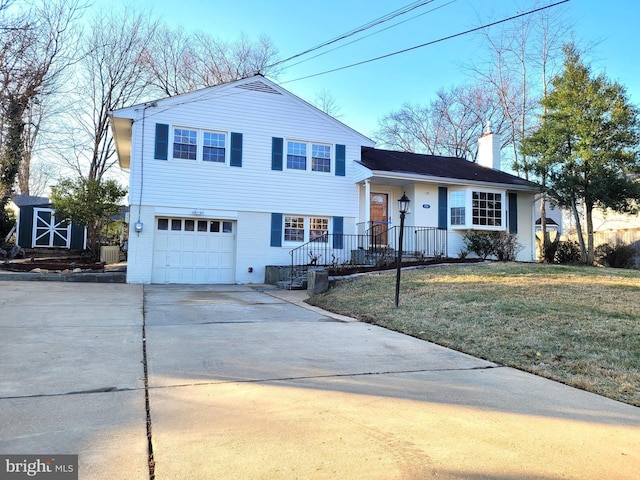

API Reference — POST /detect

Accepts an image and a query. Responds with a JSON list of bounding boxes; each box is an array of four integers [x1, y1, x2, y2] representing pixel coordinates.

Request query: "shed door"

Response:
[[152, 217, 236, 284], [32, 208, 71, 248]]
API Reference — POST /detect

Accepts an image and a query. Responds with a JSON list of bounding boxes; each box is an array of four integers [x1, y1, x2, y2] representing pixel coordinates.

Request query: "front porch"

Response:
[[267, 225, 447, 289]]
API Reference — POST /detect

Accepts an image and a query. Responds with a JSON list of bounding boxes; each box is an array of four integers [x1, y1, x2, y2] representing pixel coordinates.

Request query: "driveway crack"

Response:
[[142, 290, 155, 480]]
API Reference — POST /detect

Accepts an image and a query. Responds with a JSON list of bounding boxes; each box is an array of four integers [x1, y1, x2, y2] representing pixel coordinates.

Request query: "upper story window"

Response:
[[450, 189, 505, 229], [172, 127, 227, 163], [286, 140, 331, 173], [287, 142, 307, 170], [203, 132, 225, 163], [312, 145, 331, 172], [173, 128, 197, 160]]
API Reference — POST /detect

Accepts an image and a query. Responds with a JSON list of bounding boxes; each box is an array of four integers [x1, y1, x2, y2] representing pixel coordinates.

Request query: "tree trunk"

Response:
[[539, 195, 548, 262], [585, 202, 595, 265], [0, 95, 27, 210], [570, 197, 587, 264]]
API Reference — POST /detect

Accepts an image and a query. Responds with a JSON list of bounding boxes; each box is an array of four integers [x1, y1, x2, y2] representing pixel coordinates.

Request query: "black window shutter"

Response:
[[272, 137, 283, 171], [154, 124, 169, 160], [438, 187, 448, 229], [335, 144, 346, 176], [509, 193, 518, 234], [333, 216, 344, 249], [270, 213, 283, 247], [230, 132, 243, 167]]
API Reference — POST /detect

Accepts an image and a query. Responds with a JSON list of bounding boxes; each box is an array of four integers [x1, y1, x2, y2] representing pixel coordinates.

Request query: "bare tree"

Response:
[[0, 0, 83, 230], [60, 8, 157, 181], [375, 83, 505, 160], [142, 28, 281, 97], [469, 1, 570, 177], [312, 89, 343, 119]]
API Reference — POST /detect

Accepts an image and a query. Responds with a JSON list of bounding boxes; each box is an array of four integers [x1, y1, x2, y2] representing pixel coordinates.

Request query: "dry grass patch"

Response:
[[307, 262, 640, 406]]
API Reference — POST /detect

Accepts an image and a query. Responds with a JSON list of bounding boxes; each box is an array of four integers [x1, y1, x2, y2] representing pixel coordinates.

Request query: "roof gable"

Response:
[[109, 75, 374, 168], [359, 147, 539, 190]]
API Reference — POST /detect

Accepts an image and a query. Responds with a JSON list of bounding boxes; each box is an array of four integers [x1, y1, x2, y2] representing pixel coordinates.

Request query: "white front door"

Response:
[[151, 217, 236, 284]]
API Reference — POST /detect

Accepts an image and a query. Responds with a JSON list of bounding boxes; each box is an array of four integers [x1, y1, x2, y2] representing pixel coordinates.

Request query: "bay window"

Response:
[[450, 189, 505, 229]]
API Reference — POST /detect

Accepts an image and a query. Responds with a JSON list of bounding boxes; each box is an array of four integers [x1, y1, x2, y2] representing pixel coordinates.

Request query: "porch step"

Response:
[[276, 280, 306, 290]]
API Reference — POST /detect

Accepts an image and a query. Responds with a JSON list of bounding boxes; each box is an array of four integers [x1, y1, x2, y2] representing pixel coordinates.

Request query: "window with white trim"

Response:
[[449, 189, 505, 229], [172, 127, 227, 163], [173, 128, 197, 160], [450, 191, 465, 226], [283, 215, 330, 243], [284, 216, 305, 241], [286, 140, 331, 173], [473, 191, 502, 226], [310, 217, 329, 241]]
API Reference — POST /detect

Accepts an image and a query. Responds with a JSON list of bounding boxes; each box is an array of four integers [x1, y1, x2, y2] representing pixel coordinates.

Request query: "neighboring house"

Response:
[[109, 75, 540, 285], [10, 195, 86, 250]]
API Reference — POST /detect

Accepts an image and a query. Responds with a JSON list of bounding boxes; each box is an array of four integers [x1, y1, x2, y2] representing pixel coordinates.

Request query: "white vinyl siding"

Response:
[[118, 77, 375, 284], [128, 85, 371, 217]]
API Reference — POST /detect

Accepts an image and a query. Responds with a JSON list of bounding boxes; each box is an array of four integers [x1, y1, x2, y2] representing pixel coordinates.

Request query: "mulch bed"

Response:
[[327, 257, 484, 276], [0, 258, 106, 272]]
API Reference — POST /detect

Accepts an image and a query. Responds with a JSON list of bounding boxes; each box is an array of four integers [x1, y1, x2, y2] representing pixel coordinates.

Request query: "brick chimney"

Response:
[[477, 121, 501, 170]]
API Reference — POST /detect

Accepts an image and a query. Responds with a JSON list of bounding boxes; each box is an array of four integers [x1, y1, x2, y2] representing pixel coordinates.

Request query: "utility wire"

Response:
[[281, 0, 570, 85], [286, 0, 457, 70], [267, 0, 437, 69]]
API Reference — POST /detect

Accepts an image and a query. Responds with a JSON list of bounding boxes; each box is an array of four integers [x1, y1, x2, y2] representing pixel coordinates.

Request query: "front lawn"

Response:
[[307, 262, 640, 406]]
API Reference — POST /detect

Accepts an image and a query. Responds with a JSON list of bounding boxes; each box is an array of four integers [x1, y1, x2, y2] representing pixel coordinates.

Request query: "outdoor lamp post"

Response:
[[395, 192, 410, 308]]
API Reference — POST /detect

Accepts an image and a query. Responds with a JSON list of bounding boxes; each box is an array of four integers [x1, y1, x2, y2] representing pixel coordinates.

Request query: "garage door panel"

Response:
[[152, 217, 236, 284]]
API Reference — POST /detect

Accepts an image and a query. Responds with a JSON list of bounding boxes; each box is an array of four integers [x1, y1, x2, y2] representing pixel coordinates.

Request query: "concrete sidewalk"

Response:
[[1, 282, 639, 479]]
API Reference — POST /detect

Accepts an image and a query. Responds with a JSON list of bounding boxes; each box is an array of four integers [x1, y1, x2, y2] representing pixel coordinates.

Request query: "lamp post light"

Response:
[[395, 192, 410, 308]]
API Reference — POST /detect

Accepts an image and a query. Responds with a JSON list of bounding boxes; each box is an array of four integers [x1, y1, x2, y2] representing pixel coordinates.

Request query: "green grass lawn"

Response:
[[307, 262, 640, 407]]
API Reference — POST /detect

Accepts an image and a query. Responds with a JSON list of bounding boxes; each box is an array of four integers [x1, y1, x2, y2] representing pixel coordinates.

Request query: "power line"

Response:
[[281, 0, 571, 84], [267, 0, 438, 69], [286, 0, 457, 70]]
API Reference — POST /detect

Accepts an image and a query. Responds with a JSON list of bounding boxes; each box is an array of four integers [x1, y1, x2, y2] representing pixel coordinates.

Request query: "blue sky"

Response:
[[96, 0, 640, 139]]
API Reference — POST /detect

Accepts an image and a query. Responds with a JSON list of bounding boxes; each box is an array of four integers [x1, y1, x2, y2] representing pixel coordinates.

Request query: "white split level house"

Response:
[[109, 75, 540, 285]]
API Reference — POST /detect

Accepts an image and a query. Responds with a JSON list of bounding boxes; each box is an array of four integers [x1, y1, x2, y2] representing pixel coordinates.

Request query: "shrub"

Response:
[[493, 231, 523, 261], [554, 240, 581, 264], [595, 242, 636, 269], [462, 231, 496, 259]]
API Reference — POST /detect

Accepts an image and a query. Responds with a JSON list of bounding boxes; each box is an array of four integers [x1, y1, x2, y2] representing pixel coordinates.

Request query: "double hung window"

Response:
[[450, 191, 466, 226], [172, 127, 227, 163], [173, 129, 197, 160], [203, 132, 225, 163], [287, 142, 307, 170], [286, 140, 331, 173], [284, 215, 330, 243]]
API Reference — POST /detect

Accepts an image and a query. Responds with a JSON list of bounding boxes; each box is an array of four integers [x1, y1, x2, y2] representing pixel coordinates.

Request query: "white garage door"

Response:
[[152, 217, 236, 284]]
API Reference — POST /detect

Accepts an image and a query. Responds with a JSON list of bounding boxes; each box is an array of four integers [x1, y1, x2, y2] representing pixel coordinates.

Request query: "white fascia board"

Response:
[[367, 170, 540, 192]]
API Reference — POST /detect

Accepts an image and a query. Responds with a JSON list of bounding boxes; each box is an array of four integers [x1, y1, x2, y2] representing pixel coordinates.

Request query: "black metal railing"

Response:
[[286, 226, 447, 288]]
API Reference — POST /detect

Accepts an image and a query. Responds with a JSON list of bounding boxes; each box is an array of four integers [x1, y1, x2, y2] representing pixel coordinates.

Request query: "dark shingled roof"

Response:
[[12, 195, 50, 207], [359, 147, 539, 189]]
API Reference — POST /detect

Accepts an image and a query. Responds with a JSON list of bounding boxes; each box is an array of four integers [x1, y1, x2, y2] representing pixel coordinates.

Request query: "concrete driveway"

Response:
[[1, 281, 639, 479]]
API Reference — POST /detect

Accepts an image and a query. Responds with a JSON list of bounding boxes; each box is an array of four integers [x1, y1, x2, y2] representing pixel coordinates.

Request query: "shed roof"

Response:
[[12, 195, 50, 207]]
